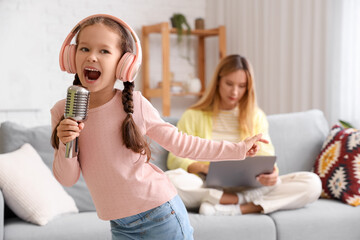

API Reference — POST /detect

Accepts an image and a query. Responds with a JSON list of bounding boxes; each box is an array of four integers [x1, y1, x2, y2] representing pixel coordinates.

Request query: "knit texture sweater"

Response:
[[51, 90, 247, 220]]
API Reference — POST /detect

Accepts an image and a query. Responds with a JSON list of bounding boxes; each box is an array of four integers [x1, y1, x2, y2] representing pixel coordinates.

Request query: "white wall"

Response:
[[0, 0, 206, 127]]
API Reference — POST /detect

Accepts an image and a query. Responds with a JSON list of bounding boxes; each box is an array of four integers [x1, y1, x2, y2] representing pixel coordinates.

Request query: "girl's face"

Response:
[[75, 23, 122, 94], [218, 69, 247, 110]]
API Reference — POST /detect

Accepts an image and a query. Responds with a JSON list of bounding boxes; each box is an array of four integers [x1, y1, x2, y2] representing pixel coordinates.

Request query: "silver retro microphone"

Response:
[[64, 85, 90, 158]]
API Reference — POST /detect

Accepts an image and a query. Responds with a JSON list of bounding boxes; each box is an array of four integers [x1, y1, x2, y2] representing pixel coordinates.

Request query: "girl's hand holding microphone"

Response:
[[56, 119, 85, 145], [244, 133, 269, 157]]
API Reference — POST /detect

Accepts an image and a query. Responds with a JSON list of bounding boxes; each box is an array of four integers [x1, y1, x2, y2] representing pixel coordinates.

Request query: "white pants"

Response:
[[165, 168, 322, 214]]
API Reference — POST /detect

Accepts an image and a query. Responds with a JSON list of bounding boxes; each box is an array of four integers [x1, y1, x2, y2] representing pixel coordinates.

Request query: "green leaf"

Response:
[[339, 119, 355, 129]]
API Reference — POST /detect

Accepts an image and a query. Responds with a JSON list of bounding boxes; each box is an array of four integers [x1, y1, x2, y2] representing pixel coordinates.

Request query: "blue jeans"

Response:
[[110, 195, 194, 240]]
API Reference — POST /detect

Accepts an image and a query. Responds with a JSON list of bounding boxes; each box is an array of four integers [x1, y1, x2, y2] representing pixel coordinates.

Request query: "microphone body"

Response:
[[64, 85, 90, 158]]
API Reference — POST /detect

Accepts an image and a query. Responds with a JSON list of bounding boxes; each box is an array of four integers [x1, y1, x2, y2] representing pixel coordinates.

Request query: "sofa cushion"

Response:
[[0, 121, 95, 212], [189, 213, 276, 240], [313, 124, 360, 206], [267, 109, 329, 175], [269, 199, 360, 240], [0, 144, 78, 225], [4, 212, 111, 240]]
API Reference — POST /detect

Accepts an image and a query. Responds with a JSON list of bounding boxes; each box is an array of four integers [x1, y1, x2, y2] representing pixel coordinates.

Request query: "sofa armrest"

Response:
[[0, 189, 4, 240]]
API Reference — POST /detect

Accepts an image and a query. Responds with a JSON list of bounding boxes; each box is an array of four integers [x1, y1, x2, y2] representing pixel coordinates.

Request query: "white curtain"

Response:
[[326, 0, 360, 127], [206, 0, 360, 127], [206, 0, 328, 115]]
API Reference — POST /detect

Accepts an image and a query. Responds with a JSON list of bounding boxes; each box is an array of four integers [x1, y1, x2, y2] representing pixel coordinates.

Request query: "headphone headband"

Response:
[[59, 14, 142, 82]]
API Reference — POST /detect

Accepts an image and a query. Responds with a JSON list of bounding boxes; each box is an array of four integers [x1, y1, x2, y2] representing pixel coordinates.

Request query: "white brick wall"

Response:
[[0, 0, 206, 127]]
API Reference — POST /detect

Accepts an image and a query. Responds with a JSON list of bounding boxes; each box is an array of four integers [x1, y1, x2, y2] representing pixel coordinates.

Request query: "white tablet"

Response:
[[205, 156, 276, 188]]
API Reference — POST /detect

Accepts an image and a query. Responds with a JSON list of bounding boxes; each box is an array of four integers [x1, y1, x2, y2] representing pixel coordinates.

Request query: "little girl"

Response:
[[51, 14, 264, 240]]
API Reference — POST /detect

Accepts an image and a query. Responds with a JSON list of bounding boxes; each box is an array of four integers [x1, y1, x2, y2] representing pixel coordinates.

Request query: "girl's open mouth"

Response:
[[84, 67, 101, 81]]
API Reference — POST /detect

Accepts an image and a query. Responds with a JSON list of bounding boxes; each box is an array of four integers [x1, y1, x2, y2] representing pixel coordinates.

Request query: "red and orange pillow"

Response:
[[313, 124, 360, 206]]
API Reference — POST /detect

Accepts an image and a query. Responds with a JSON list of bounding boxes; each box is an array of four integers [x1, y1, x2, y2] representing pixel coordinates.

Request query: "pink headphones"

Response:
[[59, 14, 142, 82]]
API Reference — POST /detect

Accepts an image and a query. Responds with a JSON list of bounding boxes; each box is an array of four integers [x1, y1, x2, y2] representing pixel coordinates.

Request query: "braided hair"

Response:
[[121, 82, 151, 161]]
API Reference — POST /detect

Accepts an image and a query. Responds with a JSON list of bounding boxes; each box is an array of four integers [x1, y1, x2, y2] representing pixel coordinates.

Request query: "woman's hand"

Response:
[[188, 162, 209, 175], [244, 134, 269, 157], [57, 118, 85, 145], [256, 167, 278, 186]]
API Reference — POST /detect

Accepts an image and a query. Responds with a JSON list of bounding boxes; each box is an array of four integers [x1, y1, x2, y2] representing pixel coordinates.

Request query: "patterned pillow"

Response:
[[313, 124, 360, 206]]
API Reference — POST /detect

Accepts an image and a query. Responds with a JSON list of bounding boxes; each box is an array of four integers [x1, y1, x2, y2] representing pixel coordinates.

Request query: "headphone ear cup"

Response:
[[63, 44, 77, 74], [116, 52, 135, 82]]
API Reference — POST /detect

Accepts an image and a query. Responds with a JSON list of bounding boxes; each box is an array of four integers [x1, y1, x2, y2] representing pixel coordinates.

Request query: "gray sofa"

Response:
[[1, 109, 360, 240]]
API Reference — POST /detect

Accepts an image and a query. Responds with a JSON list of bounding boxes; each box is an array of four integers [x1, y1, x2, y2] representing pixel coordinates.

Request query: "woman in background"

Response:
[[166, 54, 322, 215]]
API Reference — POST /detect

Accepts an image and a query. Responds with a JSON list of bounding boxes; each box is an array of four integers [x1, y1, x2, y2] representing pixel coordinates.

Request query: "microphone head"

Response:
[[64, 85, 90, 122]]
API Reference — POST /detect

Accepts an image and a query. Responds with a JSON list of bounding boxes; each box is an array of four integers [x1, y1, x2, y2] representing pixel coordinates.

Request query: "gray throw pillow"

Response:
[[0, 121, 95, 212]]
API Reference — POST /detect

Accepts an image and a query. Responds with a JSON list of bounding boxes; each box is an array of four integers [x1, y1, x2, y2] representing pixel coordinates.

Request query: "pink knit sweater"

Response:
[[51, 90, 246, 220]]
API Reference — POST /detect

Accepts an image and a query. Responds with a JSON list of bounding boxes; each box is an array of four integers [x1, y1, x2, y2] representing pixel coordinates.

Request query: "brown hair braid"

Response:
[[121, 82, 151, 161]]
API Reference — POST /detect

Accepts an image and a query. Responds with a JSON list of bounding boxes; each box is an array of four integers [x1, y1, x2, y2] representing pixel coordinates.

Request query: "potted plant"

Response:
[[170, 13, 191, 44], [170, 13, 193, 65]]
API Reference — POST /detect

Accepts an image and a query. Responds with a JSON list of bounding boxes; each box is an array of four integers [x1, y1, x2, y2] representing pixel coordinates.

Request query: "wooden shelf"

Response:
[[143, 23, 223, 36], [171, 92, 203, 97], [144, 88, 203, 98], [141, 22, 226, 116]]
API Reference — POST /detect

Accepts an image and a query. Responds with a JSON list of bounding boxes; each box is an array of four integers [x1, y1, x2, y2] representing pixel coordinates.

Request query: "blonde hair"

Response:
[[191, 54, 257, 137]]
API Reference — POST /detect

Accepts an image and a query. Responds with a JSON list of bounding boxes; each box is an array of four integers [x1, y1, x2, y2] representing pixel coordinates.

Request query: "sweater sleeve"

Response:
[[51, 101, 81, 187], [253, 109, 275, 156], [167, 110, 199, 171], [140, 96, 247, 162], [253, 109, 278, 172]]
